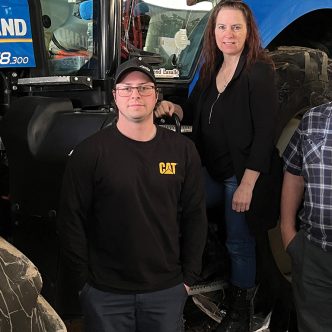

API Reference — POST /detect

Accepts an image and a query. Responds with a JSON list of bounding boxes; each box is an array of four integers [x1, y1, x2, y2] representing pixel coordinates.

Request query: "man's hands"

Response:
[[280, 224, 297, 250], [184, 283, 190, 294]]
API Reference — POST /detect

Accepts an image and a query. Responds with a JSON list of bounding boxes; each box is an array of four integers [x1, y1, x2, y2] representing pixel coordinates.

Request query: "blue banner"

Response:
[[0, 0, 36, 67]]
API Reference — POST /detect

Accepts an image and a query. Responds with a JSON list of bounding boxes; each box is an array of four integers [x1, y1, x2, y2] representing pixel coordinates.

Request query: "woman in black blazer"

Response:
[[156, 1, 283, 331]]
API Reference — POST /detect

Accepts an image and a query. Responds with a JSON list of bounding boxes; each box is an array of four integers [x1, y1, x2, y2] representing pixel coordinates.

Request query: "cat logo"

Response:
[[159, 162, 177, 175]]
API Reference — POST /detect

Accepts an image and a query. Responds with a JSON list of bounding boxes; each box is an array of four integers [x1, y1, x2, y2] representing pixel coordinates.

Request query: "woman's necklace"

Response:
[[216, 66, 235, 92], [216, 59, 239, 93], [221, 77, 230, 90]]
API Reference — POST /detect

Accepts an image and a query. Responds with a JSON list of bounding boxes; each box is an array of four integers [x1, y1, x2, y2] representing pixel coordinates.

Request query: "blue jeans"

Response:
[[79, 283, 188, 332], [204, 168, 256, 288]]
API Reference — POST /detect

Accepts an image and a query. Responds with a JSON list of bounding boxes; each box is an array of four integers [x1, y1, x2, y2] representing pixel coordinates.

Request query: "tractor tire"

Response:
[[270, 46, 331, 140]]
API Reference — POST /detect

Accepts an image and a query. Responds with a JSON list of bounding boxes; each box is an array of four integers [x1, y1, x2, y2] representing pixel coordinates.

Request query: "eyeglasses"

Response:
[[115, 85, 156, 97]]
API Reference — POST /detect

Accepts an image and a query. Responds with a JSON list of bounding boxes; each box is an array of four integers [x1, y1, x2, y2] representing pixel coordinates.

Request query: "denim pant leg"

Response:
[[203, 167, 224, 208], [203, 169, 256, 289], [224, 175, 256, 289]]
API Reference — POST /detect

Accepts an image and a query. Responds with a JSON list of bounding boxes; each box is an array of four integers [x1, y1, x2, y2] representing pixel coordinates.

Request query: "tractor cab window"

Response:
[[122, 0, 212, 79], [41, 0, 95, 76]]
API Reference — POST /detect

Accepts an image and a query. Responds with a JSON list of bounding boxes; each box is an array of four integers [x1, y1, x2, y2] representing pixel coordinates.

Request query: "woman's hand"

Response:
[[232, 169, 260, 212], [154, 100, 183, 121], [232, 182, 253, 212]]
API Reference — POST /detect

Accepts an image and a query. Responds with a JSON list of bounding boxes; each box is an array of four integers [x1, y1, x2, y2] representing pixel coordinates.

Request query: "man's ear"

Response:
[[112, 90, 116, 102]]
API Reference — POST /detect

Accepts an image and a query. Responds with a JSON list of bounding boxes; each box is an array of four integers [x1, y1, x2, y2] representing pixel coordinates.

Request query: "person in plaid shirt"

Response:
[[281, 102, 332, 332]]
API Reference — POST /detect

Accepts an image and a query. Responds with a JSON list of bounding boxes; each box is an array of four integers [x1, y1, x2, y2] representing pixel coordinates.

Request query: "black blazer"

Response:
[[185, 51, 282, 233]]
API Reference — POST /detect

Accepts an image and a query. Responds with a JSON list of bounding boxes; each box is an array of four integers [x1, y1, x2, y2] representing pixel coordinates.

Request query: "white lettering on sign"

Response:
[[154, 68, 180, 78], [0, 51, 30, 65], [0, 19, 27, 37]]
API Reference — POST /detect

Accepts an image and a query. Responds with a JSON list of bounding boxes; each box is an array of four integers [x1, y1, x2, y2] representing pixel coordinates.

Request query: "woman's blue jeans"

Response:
[[203, 168, 256, 289]]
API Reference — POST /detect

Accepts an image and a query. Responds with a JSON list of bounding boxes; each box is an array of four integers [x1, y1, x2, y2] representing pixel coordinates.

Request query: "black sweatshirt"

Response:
[[57, 125, 207, 293]]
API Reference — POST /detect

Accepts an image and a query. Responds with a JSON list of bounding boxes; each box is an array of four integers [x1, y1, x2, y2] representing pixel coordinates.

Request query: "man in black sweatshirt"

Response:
[[57, 58, 207, 332]]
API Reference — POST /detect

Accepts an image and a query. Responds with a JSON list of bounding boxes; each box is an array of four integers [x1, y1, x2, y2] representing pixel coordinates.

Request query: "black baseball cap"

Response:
[[114, 57, 156, 85]]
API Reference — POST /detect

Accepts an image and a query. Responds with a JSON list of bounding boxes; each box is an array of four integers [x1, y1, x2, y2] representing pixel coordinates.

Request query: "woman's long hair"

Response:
[[200, 0, 272, 85]]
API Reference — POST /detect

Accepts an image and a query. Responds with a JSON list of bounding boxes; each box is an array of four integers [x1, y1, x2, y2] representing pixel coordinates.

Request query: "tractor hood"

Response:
[[245, 0, 332, 46]]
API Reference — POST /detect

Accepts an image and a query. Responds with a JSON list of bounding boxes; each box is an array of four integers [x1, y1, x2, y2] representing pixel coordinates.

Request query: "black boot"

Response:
[[215, 285, 256, 332]]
